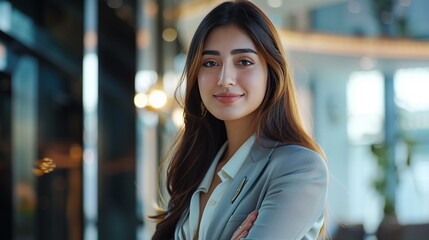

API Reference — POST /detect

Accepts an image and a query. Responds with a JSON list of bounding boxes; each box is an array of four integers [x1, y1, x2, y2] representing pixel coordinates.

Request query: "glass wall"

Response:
[[1, 0, 137, 239]]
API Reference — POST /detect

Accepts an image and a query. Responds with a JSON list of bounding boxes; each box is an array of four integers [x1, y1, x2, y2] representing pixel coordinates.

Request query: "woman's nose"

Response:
[[217, 64, 236, 87]]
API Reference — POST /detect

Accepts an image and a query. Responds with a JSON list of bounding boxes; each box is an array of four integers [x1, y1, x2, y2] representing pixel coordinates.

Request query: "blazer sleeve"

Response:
[[243, 146, 329, 240]]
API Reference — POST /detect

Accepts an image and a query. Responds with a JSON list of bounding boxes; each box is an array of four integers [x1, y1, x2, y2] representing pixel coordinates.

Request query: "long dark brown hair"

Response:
[[151, 1, 325, 239]]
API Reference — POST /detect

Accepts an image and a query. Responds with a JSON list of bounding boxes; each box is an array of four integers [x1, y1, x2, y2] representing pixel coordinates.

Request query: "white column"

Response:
[[136, 0, 160, 238], [83, 0, 99, 239]]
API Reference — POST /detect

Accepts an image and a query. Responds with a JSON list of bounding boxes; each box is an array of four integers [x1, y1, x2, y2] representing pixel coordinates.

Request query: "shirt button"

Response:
[[209, 200, 217, 206], [222, 172, 228, 178]]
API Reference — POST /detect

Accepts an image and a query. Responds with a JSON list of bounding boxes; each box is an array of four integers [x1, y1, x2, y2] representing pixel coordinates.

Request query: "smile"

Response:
[[214, 92, 244, 104]]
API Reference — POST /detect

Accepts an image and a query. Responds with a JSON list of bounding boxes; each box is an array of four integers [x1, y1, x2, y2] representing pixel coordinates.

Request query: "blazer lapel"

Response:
[[205, 139, 279, 239]]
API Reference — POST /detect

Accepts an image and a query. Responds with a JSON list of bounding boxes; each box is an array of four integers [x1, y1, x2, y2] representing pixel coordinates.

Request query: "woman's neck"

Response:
[[223, 116, 256, 162]]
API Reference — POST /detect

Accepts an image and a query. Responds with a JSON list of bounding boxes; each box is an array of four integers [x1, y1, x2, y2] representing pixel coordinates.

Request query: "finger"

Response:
[[231, 222, 250, 240], [232, 226, 249, 240], [247, 210, 258, 223], [231, 211, 258, 240], [241, 211, 258, 230], [238, 230, 248, 239], [231, 225, 243, 240]]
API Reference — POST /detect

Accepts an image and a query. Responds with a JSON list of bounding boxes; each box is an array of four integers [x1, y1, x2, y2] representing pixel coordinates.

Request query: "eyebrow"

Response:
[[202, 48, 257, 56], [231, 48, 257, 55]]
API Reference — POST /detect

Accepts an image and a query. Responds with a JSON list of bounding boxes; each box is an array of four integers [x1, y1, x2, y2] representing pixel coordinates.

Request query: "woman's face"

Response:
[[198, 24, 268, 123]]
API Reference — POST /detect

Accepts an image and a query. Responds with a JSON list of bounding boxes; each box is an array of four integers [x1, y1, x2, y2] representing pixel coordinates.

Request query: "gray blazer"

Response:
[[195, 140, 329, 240]]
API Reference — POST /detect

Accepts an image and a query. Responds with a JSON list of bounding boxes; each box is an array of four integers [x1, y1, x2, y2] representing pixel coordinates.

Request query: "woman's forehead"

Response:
[[203, 25, 256, 51]]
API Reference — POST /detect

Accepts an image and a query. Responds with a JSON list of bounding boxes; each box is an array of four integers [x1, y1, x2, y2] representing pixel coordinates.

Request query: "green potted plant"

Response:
[[370, 137, 415, 239]]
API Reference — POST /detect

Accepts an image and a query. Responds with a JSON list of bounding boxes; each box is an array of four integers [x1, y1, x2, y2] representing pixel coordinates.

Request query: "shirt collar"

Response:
[[196, 142, 228, 193], [218, 135, 255, 182]]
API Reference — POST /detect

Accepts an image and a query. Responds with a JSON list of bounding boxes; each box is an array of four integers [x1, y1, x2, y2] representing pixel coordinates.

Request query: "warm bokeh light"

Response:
[[137, 30, 152, 50], [33, 169, 43, 176], [162, 28, 177, 42], [33, 157, 56, 176], [69, 144, 83, 161], [40, 158, 56, 173], [144, 1, 159, 18], [148, 90, 167, 109], [134, 93, 149, 108], [135, 90, 169, 110]]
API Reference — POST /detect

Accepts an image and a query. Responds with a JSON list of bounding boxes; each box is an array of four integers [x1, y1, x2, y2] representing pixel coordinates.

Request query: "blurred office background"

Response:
[[0, 0, 428, 239]]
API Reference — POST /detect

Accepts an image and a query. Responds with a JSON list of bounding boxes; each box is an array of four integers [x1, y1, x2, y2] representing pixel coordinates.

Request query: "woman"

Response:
[[152, 1, 328, 239]]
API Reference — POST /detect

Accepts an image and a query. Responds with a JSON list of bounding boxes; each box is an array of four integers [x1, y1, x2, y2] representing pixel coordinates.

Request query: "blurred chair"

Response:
[[377, 222, 429, 240], [401, 223, 429, 240], [332, 224, 365, 240]]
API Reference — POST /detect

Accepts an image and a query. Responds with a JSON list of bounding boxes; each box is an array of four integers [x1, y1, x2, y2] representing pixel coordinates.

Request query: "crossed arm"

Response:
[[230, 150, 328, 239]]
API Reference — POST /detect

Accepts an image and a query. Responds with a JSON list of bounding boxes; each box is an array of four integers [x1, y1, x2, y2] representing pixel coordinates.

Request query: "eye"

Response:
[[202, 60, 218, 68], [237, 59, 254, 66]]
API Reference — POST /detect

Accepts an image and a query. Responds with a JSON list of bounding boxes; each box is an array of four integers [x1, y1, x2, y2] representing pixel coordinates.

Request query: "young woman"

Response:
[[152, 1, 328, 239]]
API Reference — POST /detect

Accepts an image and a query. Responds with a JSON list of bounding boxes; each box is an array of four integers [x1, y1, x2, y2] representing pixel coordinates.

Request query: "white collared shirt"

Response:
[[175, 135, 256, 240]]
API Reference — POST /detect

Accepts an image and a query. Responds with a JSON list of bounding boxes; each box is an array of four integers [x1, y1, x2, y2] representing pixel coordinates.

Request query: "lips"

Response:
[[214, 92, 243, 104]]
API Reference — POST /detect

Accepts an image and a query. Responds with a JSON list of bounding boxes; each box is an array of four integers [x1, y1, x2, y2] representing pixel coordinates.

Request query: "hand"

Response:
[[231, 210, 258, 240]]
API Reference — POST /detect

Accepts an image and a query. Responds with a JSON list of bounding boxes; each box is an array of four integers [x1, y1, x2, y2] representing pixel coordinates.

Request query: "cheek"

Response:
[[255, 82, 267, 104], [197, 74, 205, 89], [198, 73, 212, 99], [243, 72, 268, 98], [198, 72, 218, 88]]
